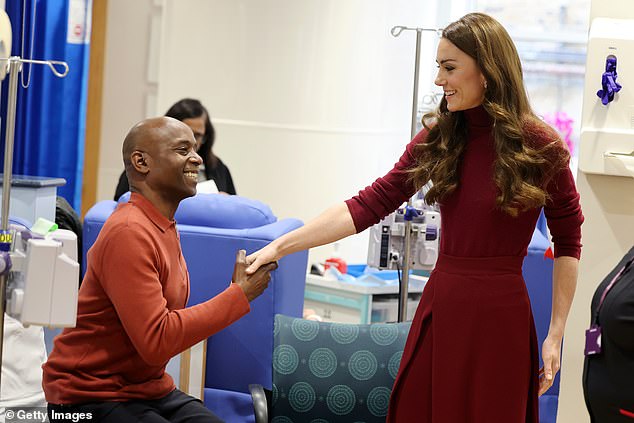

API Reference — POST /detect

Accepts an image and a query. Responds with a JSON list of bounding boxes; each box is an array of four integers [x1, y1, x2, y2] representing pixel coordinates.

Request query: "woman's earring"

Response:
[[483, 80, 488, 89]]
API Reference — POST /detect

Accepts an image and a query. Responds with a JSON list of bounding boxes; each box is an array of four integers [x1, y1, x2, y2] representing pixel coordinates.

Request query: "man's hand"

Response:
[[233, 250, 278, 302]]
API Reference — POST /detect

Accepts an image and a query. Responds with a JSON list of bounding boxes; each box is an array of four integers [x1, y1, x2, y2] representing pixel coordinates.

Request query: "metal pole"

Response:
[[410, 30, 422, 141], [397, 29, 423, 323], [1, 59, 20, 229], [0, 57, 21, 388]]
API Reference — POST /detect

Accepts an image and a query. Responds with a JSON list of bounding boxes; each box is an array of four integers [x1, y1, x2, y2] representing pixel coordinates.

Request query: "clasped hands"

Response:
[[232, 250, 278, 302]]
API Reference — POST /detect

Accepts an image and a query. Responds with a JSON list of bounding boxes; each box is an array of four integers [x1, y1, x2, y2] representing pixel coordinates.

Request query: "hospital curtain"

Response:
[[0, 0, 92, 211]]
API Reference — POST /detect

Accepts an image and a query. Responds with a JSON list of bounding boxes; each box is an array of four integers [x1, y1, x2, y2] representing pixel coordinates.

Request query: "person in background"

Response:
[[245, 12, 583, 423], [114, 98, 236, 200], [45, 117, 275, 422]]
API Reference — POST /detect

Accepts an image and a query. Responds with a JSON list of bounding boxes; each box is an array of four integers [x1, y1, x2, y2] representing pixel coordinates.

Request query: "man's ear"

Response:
[[130, 150, 150, 174]]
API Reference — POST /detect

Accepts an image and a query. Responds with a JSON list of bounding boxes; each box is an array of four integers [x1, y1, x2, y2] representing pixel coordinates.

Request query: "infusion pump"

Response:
[[367, 203, 440, 271], [2, 226, 79, 328]]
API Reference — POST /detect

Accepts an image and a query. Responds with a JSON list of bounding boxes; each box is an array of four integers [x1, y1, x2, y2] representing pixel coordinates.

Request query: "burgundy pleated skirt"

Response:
[[387, 254, 539, 423]]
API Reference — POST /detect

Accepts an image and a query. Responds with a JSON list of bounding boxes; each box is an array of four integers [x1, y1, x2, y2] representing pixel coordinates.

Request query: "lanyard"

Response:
[[594, 257, 634, 323]]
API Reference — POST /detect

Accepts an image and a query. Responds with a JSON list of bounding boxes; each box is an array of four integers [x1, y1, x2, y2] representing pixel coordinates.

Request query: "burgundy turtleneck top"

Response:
[[345, 106, 583, 259]]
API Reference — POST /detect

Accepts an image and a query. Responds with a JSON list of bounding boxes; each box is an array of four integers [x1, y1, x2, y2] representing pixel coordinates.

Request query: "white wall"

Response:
[[96, 0, 160, 201], [156, 0, 436, 265]]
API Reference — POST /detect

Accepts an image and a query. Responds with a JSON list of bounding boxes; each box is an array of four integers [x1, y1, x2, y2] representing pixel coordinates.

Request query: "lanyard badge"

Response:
[[584, 325, 602, 356]]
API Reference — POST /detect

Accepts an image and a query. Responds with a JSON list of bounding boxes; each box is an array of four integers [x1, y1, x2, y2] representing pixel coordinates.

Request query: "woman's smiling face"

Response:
[[434, 38, 486, 112]]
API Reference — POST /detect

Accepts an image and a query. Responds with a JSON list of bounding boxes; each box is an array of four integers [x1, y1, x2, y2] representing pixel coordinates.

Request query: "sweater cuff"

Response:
[[226, 282, 251, 315], [344, 199, 364, 234], [553, 246, 581, 260]]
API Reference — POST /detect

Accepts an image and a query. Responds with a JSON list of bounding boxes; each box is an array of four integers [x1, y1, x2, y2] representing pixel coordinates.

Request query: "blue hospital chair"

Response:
[[523, 220, 560, 423], [82, 193, 308, 422]]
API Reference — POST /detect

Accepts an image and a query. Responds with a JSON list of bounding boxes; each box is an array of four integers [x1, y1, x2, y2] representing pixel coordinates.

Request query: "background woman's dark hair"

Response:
[[165, 98, 219, 172]]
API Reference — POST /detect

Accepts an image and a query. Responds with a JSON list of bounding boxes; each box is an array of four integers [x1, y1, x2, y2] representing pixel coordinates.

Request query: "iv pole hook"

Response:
[[390, 26, 443, 38], [0, 57, 70, 78]]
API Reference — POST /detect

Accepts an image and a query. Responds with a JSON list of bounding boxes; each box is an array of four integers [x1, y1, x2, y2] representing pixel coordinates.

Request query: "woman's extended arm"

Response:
[[246, 130, 428, 274], [246, 202, 356, 274]]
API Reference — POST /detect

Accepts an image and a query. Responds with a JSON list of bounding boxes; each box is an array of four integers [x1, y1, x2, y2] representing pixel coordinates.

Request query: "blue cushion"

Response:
[[117, 192, 276, 229], [117, 191, 131, 203], [176, 194, 276, 229], [528, 226, 550, 254], [204, 388, 255, 423]]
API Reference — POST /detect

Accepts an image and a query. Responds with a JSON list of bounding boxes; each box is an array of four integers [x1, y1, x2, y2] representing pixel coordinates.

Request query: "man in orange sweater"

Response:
[[43, 117, 276, 422]]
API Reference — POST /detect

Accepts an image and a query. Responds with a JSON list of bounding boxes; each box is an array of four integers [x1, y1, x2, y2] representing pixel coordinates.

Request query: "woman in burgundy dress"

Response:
[[247, 12, 583, 422]]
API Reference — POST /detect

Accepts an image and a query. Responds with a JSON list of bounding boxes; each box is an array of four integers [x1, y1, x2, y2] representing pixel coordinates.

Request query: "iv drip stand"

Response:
[[390, 26, 441, 322], [0, 55, 69, 390]]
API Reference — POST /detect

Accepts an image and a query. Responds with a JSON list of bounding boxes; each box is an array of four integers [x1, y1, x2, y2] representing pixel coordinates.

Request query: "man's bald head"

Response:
[[122, 116, 199, 192], [122, 116, 185, 168], [119, 116, 201, 217]]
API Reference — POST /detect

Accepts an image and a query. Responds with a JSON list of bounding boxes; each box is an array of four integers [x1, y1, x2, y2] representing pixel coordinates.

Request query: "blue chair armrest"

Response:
[[204, 387, 256, 423]]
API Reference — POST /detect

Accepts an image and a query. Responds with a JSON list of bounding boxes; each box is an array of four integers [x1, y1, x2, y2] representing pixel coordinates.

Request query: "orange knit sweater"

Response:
[[43, 193, 250, 404]]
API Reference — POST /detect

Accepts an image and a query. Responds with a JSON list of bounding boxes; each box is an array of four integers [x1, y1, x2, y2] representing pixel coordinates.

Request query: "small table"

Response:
[[304, 273, 428, 324]]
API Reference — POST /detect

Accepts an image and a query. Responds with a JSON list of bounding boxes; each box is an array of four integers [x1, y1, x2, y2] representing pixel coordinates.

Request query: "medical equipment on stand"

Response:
[[383, 25, 442, 322], [3, 226, 79, 328], [367, 200, 440, 271], [0, 8, 76, 389]]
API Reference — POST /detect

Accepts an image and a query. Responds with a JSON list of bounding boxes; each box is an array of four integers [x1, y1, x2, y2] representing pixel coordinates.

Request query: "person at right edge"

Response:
[[584, 246, 634, 422], [245, 12, 583, 422]]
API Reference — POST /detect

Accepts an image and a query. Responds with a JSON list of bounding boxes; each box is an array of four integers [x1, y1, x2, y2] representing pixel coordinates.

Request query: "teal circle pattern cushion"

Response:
[[271, 314, 411, 422]]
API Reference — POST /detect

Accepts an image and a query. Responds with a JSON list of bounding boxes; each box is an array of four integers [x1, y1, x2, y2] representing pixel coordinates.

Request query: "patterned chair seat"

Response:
[[251, 314, 411, 423]]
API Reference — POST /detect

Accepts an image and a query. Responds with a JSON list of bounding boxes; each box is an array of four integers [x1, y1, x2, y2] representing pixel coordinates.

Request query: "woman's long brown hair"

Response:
[[409, 13, 569, 216]]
